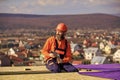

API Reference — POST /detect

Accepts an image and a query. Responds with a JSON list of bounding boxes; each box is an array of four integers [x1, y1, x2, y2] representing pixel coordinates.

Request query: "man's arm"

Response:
[[41, 38, 51, 59]]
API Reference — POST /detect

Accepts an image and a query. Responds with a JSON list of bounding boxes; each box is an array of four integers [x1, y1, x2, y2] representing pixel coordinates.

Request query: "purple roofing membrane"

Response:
[[74, 64, 120, 80]]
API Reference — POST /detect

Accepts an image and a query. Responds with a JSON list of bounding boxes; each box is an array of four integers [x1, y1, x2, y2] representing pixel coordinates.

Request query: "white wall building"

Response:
[[113, 49, 120, 62], [84, 47, 102, 60]]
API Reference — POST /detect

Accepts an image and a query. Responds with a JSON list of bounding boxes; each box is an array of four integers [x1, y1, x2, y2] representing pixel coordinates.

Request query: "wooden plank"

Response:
[[0, 66, 48, 72], [0, 65, 102, 75], [0, 66, 111, 80], [0, 66, 50, 75], [0, 72, 111, 80]]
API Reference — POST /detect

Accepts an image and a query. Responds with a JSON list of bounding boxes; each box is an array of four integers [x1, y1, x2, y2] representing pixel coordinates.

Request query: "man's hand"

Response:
[[49, 52, 57, 58], [49, 52, 63, 63]]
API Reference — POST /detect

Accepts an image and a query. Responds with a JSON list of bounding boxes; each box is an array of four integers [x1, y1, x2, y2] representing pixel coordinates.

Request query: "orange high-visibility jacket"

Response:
[[41, 36, 72, 63]]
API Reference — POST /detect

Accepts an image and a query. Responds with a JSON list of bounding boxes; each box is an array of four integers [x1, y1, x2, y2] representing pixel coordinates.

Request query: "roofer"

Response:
[[41, 23, 78, 73]]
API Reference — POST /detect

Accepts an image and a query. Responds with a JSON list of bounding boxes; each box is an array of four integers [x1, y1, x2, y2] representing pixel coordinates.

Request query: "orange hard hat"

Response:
[[56, 23, 68, 32]]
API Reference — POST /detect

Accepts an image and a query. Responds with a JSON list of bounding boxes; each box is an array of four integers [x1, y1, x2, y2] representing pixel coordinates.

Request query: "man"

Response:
[[41, 23, 78, 73]]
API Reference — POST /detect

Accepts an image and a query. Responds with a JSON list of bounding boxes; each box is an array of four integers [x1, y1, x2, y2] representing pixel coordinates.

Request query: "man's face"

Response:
[[56, 30, 66, 40]]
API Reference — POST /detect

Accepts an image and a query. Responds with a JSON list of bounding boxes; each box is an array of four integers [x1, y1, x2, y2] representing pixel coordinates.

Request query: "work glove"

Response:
[[49, 52, 57, 58], [49, 52, 63, 63]]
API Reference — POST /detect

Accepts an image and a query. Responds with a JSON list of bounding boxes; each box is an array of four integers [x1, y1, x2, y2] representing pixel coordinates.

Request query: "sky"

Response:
[[0, 0, 120, 15]]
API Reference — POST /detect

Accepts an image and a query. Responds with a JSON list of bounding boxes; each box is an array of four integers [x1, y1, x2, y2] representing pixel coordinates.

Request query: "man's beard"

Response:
[[56, 34, 64, 40]]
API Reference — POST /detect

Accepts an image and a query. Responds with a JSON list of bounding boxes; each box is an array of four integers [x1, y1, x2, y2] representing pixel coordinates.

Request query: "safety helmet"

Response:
[[56, 23, 68, 32]]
